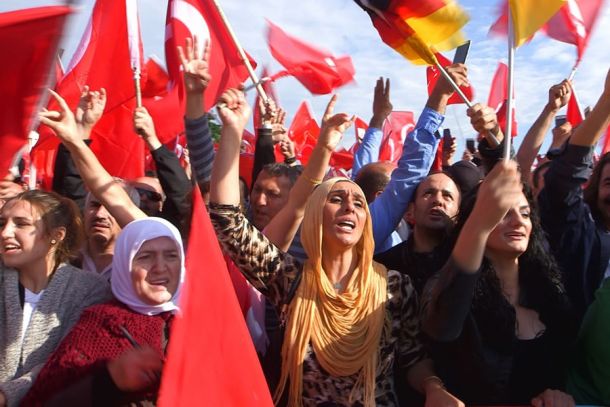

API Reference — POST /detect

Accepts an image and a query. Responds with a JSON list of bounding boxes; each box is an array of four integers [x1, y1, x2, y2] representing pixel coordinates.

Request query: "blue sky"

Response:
[[5, 0, 610, 155]]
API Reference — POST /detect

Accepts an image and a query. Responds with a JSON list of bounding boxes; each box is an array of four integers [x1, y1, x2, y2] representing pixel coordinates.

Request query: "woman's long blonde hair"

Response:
[[275, 178, 388, 406]]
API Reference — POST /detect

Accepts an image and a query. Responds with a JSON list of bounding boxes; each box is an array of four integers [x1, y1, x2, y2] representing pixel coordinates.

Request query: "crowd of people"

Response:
[[1, 33, 610, 407]]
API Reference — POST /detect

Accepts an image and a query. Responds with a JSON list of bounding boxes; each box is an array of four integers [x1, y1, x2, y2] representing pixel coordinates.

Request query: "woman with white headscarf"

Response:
[[22, 217, 185, 406]]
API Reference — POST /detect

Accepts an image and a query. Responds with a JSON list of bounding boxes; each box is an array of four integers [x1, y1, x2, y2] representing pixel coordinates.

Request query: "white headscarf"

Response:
[[111, 217, 185, 315]]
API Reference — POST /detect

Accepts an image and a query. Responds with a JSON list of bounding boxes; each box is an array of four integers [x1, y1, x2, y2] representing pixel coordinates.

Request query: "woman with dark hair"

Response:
[[422, 160, 579, 406], [0, 190, 111, 406]]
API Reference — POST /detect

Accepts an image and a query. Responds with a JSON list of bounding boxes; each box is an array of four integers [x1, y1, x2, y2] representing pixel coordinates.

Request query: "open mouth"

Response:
[[148, 278, 169, 287], [337, 220, 355, 231], [2, 243, 20, 254]]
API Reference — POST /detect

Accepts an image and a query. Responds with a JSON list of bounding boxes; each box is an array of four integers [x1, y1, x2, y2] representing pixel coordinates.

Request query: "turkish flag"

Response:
[[267, 20, 355, 94], [544, 0, 604, 62], [33, 0, 146, 188], [165, 0, 256, 112], [487, 62, 517, 137], [566, 85, 584, 127], [158, 188, 273, 406], [0, 6, 71, 179], [380, 111, 416, 163], [287, 101, 320, 164], [350, 116, 369, 155], [426, 53, 473, 105]]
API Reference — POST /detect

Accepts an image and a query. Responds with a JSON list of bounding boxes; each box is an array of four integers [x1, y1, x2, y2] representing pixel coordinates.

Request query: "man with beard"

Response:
[[538, 69, 610, 318]]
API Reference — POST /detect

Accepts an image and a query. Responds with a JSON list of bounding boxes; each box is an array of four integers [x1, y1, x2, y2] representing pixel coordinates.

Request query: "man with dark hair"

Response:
[[250, 163, 302, 230], [538, 69, 610, 317]]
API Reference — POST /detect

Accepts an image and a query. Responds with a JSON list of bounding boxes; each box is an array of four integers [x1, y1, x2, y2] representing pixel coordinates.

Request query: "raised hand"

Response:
[[370, 77, 392, 128], [75, 86, 107, 132], [318, 95, 354, 152], [38, 89, 81, 146], [177, 36, 211, 95], [259, 98, 287, 143], [217, 88, 251, 133], [133, 107, 157, 139], [107, 346, 163, 392], [547, 80, 571, 111], [467, 103, 501, 138], [279, 138, 296, 161], [442, 136, 457, 167], [471, 160, 522, 232], [434, 63, 469, 97]]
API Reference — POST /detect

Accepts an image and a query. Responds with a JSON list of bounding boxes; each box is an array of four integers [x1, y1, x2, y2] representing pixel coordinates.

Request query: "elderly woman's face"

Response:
[[322, 182, 367, 250], [131, 236, 181, 305]]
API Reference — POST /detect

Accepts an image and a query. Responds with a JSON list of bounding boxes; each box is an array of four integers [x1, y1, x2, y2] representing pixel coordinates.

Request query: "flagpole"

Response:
[[211, 0, 268, 103], [504, 6, 516, 162], [435, 61, 500, 147], [568, 62, 578, 82], [133, 68, 142, 108]]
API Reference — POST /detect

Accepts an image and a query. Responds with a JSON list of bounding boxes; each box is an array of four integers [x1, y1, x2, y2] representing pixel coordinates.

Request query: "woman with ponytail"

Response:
[[0, 190, 111, 406], [209, 88, 463, 406]]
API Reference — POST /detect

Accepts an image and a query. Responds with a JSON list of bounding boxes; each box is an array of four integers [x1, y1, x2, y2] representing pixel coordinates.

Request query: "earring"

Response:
[[51, 239, 57, 245]]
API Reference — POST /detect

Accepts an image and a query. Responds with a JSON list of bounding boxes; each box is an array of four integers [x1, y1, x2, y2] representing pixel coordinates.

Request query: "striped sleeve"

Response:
[[185, 114, 215, 183]]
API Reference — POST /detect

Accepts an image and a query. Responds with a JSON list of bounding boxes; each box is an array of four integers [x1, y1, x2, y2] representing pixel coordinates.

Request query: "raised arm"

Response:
[[52, 86, 106, 209], [39, 90, 146, 227], [352, 77, 392, 177], [516, 80, 570, 181], [178, 37, 216, 188], [422, 160, 522, 341], [264, 95, 354, 252], [570, 69, 610, 147]]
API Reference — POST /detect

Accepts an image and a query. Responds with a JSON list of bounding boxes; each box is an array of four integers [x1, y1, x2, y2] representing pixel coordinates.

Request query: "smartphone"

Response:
[[453, 40, 471, 64], [466, 138, 476, 153], [443, 128, 452, 148], [555, 114, 567, 127]]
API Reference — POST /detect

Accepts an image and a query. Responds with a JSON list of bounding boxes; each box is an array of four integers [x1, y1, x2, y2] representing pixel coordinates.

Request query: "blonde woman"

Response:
[[209, 88, 462, 406]]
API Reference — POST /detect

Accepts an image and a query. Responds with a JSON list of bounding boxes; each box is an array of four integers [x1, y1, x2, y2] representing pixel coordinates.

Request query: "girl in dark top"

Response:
[[422, 160, 578, 406]]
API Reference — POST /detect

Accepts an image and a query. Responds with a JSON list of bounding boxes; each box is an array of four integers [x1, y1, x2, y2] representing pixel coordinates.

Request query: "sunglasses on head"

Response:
[[136, 187, 163, 202]]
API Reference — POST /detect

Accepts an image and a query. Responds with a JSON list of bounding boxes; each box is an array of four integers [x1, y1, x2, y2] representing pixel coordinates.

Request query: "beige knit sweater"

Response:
[[0, 264, 112, 406]]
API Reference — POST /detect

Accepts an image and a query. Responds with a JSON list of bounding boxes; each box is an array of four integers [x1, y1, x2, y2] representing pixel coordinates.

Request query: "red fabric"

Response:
[[426, 52, 474, 105], [165, 0, 255, 112], [267, 20, 355, 95], [380, 111, 416, 163], [0, 6, 71, 179], [33, 0, 145, 189], [488, 62, 517, 138], [141, 57, 169, 98], [566, 87, 584, 127], [544, 0, 603, 62], [287, 101, 320, 164], [22, 301, 168, 406], [431, 137, 444, 172], [239, 152, 255, 189], [159, 188, 273, 406]]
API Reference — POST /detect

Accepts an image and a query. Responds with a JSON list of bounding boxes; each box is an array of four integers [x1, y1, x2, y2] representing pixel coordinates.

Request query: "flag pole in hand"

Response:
[[504, 5, 516, 162], [211, 0, 268, 104], [133, 67, 142, 108]]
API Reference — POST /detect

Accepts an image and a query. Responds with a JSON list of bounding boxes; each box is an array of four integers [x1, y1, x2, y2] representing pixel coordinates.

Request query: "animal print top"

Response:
[[209, 203, 424, 406]]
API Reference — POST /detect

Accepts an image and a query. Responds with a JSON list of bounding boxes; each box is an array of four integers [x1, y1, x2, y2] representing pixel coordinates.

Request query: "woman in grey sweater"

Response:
[[0, 190, 111, 406]]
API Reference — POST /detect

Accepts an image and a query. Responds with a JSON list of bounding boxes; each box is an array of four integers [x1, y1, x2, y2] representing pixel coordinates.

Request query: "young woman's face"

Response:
[[0, 200, 52, 270], [322, 182, 368, 250], [131, 236, 181, 305], [486, 192, 532, 256]]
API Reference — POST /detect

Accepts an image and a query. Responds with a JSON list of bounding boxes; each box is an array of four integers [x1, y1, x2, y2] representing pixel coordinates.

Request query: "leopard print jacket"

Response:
[[210, 203, 424, 406]]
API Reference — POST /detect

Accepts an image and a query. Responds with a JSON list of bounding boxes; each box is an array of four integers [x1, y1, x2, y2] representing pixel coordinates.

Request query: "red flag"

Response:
[[165, 0, 255, 112], [267, 20, 355, 94], [350, 116, 369, 155], [544, 0, 604, 63], [33, 0, 146, 188], [566, 86, 584, 127], [287, 101, 320, 163], [141, 57, 169, 98], [380, 111, 416, 163], [159, 188, 273, 406], [426, 53, 474, 105], [487, 62, 518, 138], [602, 127, 610, 155], [0, 6, 71, 179]]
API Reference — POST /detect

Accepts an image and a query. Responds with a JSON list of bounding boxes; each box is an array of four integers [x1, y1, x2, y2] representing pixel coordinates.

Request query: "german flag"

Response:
[[355, 0, 469, 65]]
